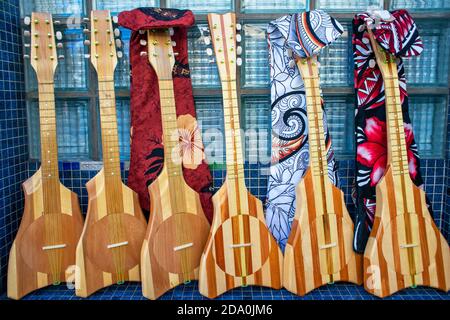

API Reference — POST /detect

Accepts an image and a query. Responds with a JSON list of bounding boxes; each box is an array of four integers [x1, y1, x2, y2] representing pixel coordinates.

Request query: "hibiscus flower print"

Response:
[[356, 116, 418, 188], [174, 114, 205, 170]]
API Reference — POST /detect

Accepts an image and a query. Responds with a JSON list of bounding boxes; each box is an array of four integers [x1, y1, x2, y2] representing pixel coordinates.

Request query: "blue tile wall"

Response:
[[0, 0, 27, 294]]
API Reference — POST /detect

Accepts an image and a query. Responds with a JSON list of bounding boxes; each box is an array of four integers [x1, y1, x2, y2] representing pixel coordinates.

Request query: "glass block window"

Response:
[[243, 24, 269, 88], [188, 25, 220, 88], [116, 99, 131, 160], [391, 0, 450, 11], [25, 28, 87, 91], [94, 0, 159, 13], [241, 0, 307, 13], [409, 96, 447, 158], [323, 96, 354, 157], [166, 0, 233, 13], [195, 98, 225, 165], [27, 100, 90, 160], [242, 97, 271, 165], [115, 28, 131, 88], [316, 0, 382, 10], [403, 22, 450, 86], [20, 0, 84, 17], [319, 24, 352, 86]]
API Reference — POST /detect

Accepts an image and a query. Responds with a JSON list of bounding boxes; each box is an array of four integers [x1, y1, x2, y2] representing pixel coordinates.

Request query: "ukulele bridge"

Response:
[[107, 241, 128, 249], [173, 242, 194, 252], [400, 243, 418, 249], [42, 244, 67, 251], [229, 243, 253, 249], [320, 242, 337, 250]]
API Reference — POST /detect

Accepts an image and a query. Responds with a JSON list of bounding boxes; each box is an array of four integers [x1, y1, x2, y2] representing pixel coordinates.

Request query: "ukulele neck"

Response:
[[222, 78, 245, 185], [158, 78, 183, 178], [300, 59, 328, 178], [98, 77, 122, 182]]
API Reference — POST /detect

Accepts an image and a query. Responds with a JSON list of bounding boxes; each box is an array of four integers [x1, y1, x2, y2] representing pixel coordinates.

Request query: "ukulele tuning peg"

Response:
[[206, 48, 213, 56], [288, 59, 295, 68], [23, 54, 30, 59], [139, 29, 146, 35], [54, 20, 61, 25], [83, 17, 90, 23], [24, 30, 31, 37], [57, 42, 63, 49], [169, 28, 174, 36], [236, 34, 242, 42], [236, 57, 242, 66], [117, 51, 123, 59], [84, 53, 91, 59], [140, 39, 147, 46], [112, 16, 119, 24], [140, 51, 148, 57], [24, 43, 30, 48], [83, 39, 91, 46], [174, 52, 179, 56], [24, 16, 31, 26], [115, 39, 122, 48], [208, 59, 215, 64], [83, 28, 90, 35], [55, 31, 63, 40], [171, 41, 176, 47], [203, 36, 211, 45], [114, 28, 121, 37], [58, 54, 65, 60], [236, 46, 242, 55], [236, 23, 242, 31]]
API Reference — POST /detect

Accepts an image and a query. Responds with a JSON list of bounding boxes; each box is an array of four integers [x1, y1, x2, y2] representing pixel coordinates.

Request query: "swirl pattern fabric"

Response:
[[266, 10, 343, 250], [352, 10, 426, 252]]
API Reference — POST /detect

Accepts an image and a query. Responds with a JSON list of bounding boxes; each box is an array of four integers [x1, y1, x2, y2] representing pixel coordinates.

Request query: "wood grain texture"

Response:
[[141, 28, 211, 299], [362, 25, 450, 297], [8, 170, 84, 300]]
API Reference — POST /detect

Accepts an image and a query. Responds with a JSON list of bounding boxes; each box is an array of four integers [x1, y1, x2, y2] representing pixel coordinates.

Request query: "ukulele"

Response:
[[7, 12, 84, 300], [75, 10, 147, 297], [363, 23, 449, 297], [140, 28, 210, 300], [283, 55, 363, 296], [198, 13, 283, 299]]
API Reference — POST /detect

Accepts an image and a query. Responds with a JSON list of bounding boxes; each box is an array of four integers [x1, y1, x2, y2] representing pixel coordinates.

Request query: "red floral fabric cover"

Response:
[[352, 10, 428, 252], [119, 8, 213, 221]]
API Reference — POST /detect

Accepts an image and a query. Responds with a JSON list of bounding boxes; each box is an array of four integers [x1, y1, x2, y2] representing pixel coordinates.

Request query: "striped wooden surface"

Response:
[[141, 29, 211, 299], [8, 170, 84, 300], [363, 25, 450, 297], [284, 169, 363, 295]]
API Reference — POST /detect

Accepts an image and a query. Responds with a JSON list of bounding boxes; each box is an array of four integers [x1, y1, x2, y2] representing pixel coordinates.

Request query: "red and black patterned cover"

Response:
[[352, 10, 427, 252], [119, 8, 213, 221]]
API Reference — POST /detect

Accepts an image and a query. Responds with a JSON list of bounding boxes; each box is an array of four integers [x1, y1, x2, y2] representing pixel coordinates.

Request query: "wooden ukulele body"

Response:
[[199, 181, 283, 299], [142, 168, 210, 299], [364, 166, 450, 297], [8, 169, 84, 299], [76, 169, 147, 297], [284, 168, 363, 295]]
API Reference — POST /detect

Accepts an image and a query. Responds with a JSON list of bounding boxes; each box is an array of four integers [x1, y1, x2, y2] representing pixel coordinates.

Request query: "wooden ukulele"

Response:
[[140, 28, 210, 300], [363, 25, 449, 297], [198, 13, 283, 299], [75, 10, 147, 297], [7, 12, 84, 299], [283, 55, 363, 296]]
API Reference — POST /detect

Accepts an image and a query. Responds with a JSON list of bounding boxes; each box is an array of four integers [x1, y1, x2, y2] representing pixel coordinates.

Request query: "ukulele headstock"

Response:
[[296, 55, 320, 79], [23, 12, 63, 83], [205, 13, 242, 82], [83, 10, 123, 79], [145, 28, 177, 80]]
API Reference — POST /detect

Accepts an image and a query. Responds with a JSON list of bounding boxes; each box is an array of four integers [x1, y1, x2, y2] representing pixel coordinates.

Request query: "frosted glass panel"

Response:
[[391, 0, 450, 11], [116, 100, 131, 160], [323, 96, 354, 157], [195, 99, 225, 165], [188, 25, 220, 88], [243, 97, 271, 164], [243, 24, 269, 87], [26, 28, 87, 91], [20, 0, 84, 16], [403, 23, 450, 86], [94, 0, 159, 13], [319, 24, 351, 86], [28, 100, 90, 160], [316, 0, 382, 10], [166, 0, 233, 13], [409, 96, 446, 158], [115, 28, 131, 88], [241, 0, 307, 13]]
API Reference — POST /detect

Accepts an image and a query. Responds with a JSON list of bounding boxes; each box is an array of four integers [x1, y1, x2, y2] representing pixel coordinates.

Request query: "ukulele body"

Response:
[[199, 180, 283, 299], [142, 168, 210, 300], [284, 168, 363, 296], [364, 166, 450, 297], [76, 169, 147, 297], [8, 169, 84, 299]]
